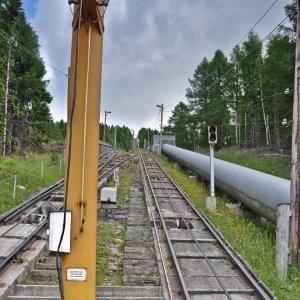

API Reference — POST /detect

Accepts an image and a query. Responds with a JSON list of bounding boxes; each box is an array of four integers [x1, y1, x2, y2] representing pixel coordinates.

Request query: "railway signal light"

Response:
[[208, 125, 217, 144]]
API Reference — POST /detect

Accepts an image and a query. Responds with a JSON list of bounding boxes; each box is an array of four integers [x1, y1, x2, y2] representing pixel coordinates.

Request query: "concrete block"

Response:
[[205, 196, 217, 211], [101, 187, 117, 203], [189, 175, 198, 183], [225, 203, 240, 211]]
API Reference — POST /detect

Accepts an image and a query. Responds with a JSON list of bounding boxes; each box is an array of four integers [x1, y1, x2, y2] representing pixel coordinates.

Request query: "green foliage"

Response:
[[116, 164, 131, 204], [99, 123, 133, 151], [0, 0, 55, 154], [137, 127, 159, 149], [96, 220, 126, 286], [165, 3, 295, 151], [0, 153, 64, 214], [213, 150, 291, 179], [96, 165, 130, 285], [50, 152, 61, 163]]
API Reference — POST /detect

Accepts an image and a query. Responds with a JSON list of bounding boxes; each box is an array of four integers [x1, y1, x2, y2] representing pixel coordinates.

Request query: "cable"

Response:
[[164, 13, 290, 111], [235, 0, 280, 46], [185, 15, 290, 116], [56, 0, 83, 298], [194, 16, 289, 102], [164, 96, 187, 109], [152, 110, 160, 129], [0, 29, 68, 77]]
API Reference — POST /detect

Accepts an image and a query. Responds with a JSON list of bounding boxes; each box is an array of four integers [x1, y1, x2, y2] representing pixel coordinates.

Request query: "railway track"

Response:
[[140, 150, 276, 300], [0, 149, 135, 276]]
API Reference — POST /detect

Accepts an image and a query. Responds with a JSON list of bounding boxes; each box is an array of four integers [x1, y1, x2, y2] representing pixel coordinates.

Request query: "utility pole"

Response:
[[114, 125, 118, 148], [148, 127, 150, 149], [61, 1, 107, 299], [291, 0, 300, 264], [131, 129, 135, 150], [3, 36, 12, 157], [156, 104, 164, 154], [103, 110, 111, 146]]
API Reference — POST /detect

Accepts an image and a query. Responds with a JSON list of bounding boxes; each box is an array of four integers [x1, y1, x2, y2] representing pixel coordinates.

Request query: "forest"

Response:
[[0, 0, 55, 155], [165, 2, 296, 152], [0, 0, 135, 154], [1, 0, 297, 155]]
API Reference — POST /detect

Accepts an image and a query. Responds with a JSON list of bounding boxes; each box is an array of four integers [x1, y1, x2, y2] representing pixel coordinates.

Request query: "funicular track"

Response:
[[0, 149, 135, 275], [140, 150, 276, 300]]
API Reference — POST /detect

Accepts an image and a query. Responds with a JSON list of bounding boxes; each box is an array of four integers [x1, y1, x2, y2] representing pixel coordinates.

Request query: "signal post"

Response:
[[205, 125, 217, 210]]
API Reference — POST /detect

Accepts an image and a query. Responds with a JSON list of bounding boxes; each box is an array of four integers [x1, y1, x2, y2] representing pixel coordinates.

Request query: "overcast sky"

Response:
[[21, 0, 291, 135]]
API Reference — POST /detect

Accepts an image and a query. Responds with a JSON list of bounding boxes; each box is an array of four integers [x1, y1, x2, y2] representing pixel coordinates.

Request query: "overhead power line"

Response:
[[235, 0, 280, 46], [165, 3, 288, 111], [164, 15, 289, 114], [0, 29, 68, 77]]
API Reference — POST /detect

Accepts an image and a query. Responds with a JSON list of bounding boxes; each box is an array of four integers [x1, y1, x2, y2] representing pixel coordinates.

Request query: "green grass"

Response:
[[96, 220, 126, 286], [213, 150, 291, 179], [116, 164, 131, 204], [155, 154, 300, 300], [0, 153, 64, 214], [96, 164, 131, 285]]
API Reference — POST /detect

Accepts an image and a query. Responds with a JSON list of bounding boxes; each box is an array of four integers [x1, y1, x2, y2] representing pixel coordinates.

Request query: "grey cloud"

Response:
[[27, 0, 289, 133]]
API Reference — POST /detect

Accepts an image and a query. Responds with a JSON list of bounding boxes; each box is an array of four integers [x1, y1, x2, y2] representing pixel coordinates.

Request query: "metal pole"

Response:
[[291, 0, 300, 264], [41, 162, 44, 180], [148, 128, 150, 149], [160, 104, 163, 154], [62, 2, 105, 298], [205, 144, 217, 210], [103, 110, 111, 146], [13, 175, 17, 199], [3, 36, 12, 157], [114, 126, 117, 148], [156, 104, 164, 154], [103, 111, 107, 145], [131, 129, 135, 150], [59, 159, 62, 177], [210, 144, 215, 197]]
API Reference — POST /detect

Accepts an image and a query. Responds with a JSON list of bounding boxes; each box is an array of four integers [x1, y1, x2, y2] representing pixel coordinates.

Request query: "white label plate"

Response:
[[67, 268, 87, 281]]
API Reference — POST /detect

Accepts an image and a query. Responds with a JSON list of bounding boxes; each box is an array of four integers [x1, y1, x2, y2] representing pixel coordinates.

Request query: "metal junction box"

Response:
[[48, 211, 71, 253], [101, 187, 117, 203]]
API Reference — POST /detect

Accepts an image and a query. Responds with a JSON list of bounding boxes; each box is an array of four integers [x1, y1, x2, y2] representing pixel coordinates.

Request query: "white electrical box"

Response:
[[48, 211, 71, 253], [101, 187, 117, 203]]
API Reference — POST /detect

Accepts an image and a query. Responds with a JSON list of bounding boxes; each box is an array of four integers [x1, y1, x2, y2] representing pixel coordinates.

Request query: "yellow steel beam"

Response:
[[62, 1, 104, 299]]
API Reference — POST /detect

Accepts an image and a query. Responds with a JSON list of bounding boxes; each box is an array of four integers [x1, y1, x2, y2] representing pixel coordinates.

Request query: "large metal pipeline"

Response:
[[162, 145, 290, 223]]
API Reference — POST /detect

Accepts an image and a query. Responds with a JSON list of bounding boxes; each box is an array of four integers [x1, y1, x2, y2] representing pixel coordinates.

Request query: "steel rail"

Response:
[[144, 152, 232, 300], [153, 152, 277, 300], [0, 149, 121, 275], [140, 152, 191, 300], [0, 180, 64, 223], [0, 189, 64, 239], [0, 219, 48, 274], [98, 151, 137, 181], [139, 151, 174, 300], [0, 149, 116, 224], [98, 149, 122, 172]]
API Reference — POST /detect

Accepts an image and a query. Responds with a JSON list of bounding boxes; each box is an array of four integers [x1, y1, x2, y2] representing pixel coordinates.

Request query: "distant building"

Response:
[[152, 135, 176, 152]]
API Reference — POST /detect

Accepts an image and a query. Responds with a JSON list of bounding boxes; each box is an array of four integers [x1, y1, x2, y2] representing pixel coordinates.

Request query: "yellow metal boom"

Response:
[[62, 1, 106, 298]]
